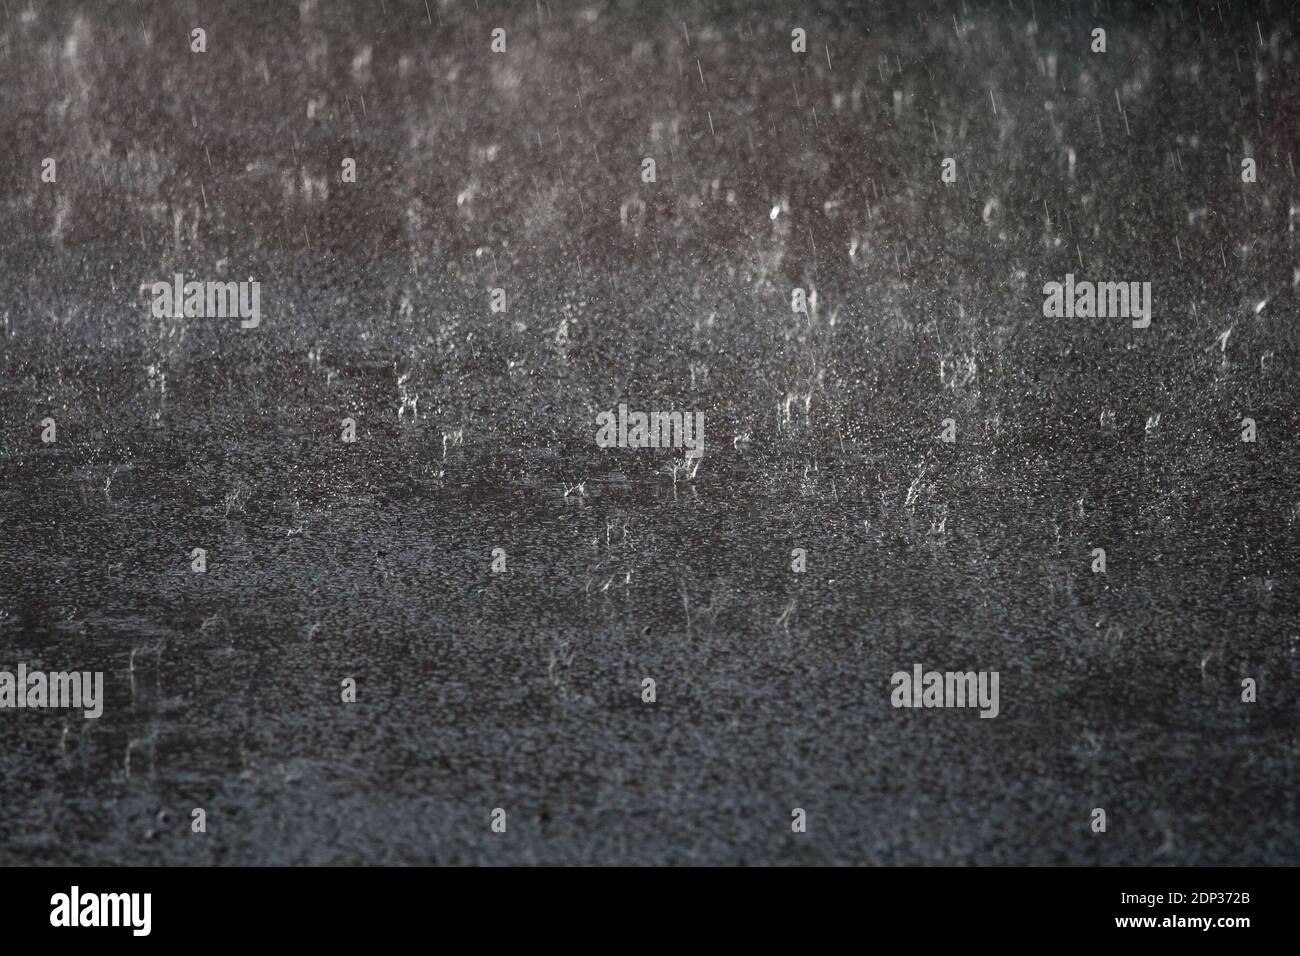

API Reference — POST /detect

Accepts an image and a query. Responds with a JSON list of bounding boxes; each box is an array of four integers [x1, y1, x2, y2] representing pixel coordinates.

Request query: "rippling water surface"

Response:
[[1, 1, 1297, 864]]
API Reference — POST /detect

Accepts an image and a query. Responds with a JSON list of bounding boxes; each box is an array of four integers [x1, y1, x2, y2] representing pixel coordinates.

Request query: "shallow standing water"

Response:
[[0, 1, 1297, 864]]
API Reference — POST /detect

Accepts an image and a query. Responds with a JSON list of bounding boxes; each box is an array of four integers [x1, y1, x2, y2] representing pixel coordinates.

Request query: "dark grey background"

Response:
[[0, 0, 1296, 864]]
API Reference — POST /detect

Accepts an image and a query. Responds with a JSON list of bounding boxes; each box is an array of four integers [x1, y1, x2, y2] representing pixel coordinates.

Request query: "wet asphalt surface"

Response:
[[0, 1, 1298, 864]]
